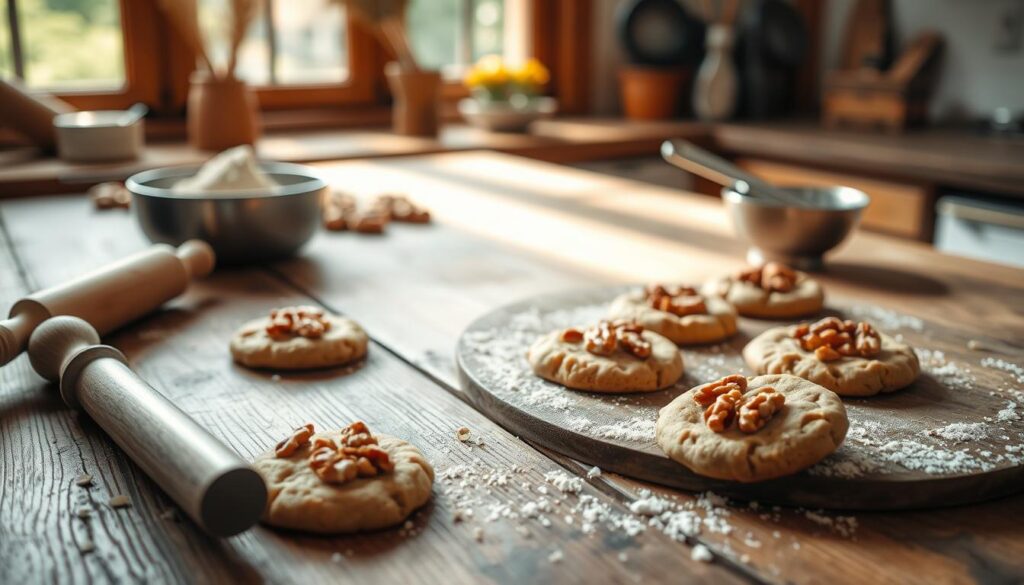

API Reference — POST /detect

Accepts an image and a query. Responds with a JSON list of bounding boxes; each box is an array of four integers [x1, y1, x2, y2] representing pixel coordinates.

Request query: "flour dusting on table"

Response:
[[461, 293, 1024, 484]]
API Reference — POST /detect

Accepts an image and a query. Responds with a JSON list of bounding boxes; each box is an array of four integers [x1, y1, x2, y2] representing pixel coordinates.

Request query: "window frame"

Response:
[[8, 0, 163, 111], [7, 0, 590, 121]]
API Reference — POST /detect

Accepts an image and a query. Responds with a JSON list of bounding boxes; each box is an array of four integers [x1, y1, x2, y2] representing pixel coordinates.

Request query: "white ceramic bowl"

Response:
[[458, 96, 557, 132], [54, 110, 144, 162]]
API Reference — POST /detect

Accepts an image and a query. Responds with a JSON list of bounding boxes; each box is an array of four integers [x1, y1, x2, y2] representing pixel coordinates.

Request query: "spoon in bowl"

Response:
[[660, 139, 811, 207]]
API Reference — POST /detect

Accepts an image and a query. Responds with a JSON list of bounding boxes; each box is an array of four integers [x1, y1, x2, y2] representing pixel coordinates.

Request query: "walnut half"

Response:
[[737, 262, 797, 293], [570, 320, 652, 359], [794, 317, 881, 362]]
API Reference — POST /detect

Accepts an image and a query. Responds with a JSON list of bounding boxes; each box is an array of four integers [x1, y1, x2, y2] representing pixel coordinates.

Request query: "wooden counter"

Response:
[[713, 122, 1024, 197], [0, 119, 709, 197], [1, 152, 1022, 584]]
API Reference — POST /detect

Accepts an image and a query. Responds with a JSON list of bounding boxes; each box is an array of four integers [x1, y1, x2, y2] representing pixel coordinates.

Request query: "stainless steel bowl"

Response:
[[126, 162, 326, 265], [723, 186, 870, 270]]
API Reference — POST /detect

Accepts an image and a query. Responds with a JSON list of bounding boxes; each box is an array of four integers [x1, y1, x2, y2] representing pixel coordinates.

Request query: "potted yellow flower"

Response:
[[459, 56, 557, 132]]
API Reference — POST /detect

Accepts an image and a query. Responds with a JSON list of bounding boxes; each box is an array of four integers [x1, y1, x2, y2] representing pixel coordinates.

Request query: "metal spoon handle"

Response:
[[661, 139, 808, 207]]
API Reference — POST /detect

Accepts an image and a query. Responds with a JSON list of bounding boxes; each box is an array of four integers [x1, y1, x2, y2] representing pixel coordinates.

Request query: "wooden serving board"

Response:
[[457, 286, 1024, 510]]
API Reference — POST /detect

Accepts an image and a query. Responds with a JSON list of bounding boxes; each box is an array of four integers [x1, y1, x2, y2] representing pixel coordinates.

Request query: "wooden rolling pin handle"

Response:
[[0, 240, 215, 367], [28, 316, 266, 537]]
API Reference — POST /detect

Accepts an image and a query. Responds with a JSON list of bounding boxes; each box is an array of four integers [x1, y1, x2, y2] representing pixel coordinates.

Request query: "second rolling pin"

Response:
[[28, 316, 266, 536], [0, 240, 215, 367]]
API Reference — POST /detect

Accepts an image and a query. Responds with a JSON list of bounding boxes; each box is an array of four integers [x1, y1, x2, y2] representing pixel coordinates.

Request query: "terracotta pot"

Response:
[[385, 63, 441, 137], [187, 73, 260, 151], [618, 66, 689, 120]]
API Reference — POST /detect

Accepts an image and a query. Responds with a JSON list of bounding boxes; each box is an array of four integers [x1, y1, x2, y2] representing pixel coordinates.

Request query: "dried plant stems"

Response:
[[227, 0, 259, 79], [339, 0, 419, 71], [156, 0, 216, 77]]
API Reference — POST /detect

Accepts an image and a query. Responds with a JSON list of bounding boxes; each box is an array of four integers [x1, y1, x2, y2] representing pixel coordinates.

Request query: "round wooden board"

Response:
[[457, 286, 1024, 511]]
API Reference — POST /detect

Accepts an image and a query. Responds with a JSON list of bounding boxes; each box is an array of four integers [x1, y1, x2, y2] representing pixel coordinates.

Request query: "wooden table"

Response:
[[1, 152, 1022, 584]]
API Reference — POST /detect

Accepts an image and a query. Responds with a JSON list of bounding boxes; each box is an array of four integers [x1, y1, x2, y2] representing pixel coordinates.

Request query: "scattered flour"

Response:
[[997, 401, 1021, 422], [544, 471, 584, 494], [915, 349, 975, 391], [846, 305, 924, 332], [926, 422, 988, 443], [690, 544, 713, 563], [982, 357, 1024, 385]]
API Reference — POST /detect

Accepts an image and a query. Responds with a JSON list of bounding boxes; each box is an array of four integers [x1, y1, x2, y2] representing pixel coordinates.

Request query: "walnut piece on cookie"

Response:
[[656, 374, 848, 482], [701, 263, 824, 319], [527, 320, 684, 393], [608, 284, 737, 346], [230, 306, 368, 370], [742, 318, 920, 396], [255, 422, 434, 534]]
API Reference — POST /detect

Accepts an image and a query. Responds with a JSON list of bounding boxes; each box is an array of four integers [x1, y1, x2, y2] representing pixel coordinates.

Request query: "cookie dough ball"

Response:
[[743, 318, 920, 397], [702, 263, 824, 319], [656, 374, 848, 482], [608, 285, 737, 345], [527, 321, 684, 393], [254, 423, 434, 534], [230, 306, 368, 370]]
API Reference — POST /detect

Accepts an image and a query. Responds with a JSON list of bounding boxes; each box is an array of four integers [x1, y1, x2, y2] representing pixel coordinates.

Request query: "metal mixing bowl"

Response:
[[723, 185, 870, 270], [126, 162, 326, 265]]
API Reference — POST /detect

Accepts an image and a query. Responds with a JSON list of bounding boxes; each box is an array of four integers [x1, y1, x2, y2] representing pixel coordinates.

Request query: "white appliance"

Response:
[[935, 195, 1024, 268]]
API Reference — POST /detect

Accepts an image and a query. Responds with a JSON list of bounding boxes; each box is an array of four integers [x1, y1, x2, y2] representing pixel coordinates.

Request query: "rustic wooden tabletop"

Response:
[[1, 151, 1022, 584]]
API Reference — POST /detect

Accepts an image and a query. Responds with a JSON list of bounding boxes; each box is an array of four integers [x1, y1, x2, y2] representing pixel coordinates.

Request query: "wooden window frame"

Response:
[[18, 0, 163, 111], [21, 0, 591, 124]]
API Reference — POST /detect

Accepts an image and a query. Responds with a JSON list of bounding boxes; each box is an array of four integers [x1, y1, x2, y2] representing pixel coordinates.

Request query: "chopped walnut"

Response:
[[90, 182, 131, 210], [580, 320, 652, 359], [693, 374, 748, 406], [644, 284, 708, 317], [703, 388, 743, 432], [382, 194, 431, 224], [584, 321, 617, 355], [308, 421, 394, 485], [737, 388, 785, 433], [275, 423, 315, 457], [265, 306, 332, 340], [737, 262, 797, 293], [794, 317, 881, 362], [560, 328, 584, 343]]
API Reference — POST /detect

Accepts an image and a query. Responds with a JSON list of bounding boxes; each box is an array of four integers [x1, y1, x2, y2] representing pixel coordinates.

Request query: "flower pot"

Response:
[[187, 73, 260, 151], [618, 66, 689, 120], [385, 63, 441, 137]]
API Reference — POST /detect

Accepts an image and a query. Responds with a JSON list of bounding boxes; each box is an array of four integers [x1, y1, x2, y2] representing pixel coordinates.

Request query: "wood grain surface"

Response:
[[457, 286, 1024, 509], [1, 151, 1023, 584], [0, 197, 744, 584]]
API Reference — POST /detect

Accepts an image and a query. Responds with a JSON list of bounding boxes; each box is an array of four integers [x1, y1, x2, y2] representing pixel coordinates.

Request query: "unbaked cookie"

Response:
[[254, 422, 434, 534], [743, 317, 920, 396], [608, 284, 737, 345], [702, 263, 824, 319], [231, 306, 368, 370], [656, 374, 848, 482], [527, 320, 684, 393]]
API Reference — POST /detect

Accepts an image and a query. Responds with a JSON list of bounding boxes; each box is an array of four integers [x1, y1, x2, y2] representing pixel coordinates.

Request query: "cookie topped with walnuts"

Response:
[[656, 374, 849, 482], [230, 306, 369, 370], [742, 316, 921, 396], [253, 421, 434, 534], [608, 283, 738, 346], [527, 319, 684, 393], [702, 263, 824, 319]]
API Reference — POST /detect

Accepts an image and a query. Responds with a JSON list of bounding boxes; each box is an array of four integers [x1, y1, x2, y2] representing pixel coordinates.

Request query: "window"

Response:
[[407, 0, 508, 77], [198, 0, 349, 87], [0, 0, 587, 117], [1, 0, 125, 90]]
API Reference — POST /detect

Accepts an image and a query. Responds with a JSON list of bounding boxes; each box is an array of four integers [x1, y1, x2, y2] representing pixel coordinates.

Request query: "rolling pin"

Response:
[[0, 240, 215, 367], [28, 316, 267, 537]]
